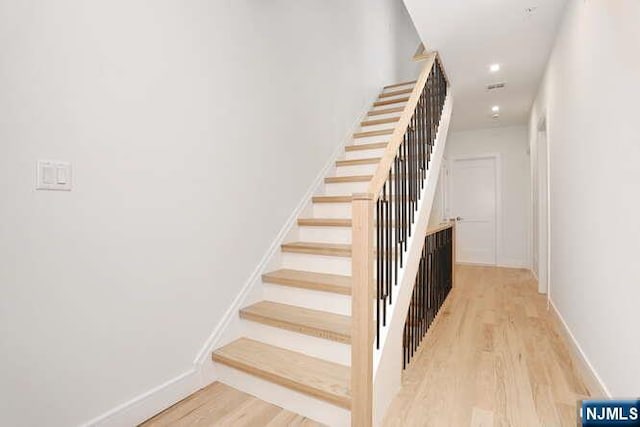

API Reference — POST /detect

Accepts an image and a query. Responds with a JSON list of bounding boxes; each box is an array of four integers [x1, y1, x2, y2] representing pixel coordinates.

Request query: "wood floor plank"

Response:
[[139, 382, 324, 427], [382, 265, 597, 427]]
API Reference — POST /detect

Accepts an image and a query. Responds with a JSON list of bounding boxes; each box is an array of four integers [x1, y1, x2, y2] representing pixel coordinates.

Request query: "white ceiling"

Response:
[[404, 0, 567, 130]]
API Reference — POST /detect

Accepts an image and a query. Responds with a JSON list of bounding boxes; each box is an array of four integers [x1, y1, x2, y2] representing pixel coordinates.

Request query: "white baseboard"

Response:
[[78, 92, 380, 427], [456, 260, 529, 269], [549, 300, 611, 398], [80, 368, 201, 427], [498, 257, 529, 269]]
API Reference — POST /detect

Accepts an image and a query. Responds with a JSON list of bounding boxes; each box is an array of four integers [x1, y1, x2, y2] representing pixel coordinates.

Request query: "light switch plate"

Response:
[[37, 160, 72, 191]]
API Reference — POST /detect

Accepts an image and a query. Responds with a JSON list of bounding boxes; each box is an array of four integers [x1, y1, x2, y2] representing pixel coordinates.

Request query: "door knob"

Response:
[[456, 216, 463, 221]]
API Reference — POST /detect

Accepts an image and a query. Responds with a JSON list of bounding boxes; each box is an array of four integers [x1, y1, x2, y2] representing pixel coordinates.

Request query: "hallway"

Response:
[[383, 265, 595, 427]]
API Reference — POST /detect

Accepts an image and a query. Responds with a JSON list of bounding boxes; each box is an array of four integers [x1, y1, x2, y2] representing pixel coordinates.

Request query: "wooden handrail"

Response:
[[366, 52, 437, 198], [426, 222, 454, 236]]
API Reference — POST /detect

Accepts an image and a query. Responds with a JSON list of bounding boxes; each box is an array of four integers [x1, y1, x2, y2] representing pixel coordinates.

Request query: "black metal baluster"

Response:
[[386, 177, 392, 305]]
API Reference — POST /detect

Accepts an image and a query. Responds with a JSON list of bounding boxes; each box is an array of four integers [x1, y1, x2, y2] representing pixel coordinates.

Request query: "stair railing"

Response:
[[403, 223, 455, 369], [350, 52, 449, 426]]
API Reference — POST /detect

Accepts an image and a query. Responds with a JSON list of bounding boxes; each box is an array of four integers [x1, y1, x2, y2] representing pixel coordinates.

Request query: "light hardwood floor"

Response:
[[140, 382, 322, 427], [383, 264, 595, 427]]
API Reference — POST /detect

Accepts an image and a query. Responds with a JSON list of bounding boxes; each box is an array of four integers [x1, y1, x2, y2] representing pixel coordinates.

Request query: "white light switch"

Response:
[[37, 160, 72, 191], [56, 165, 68, 184]]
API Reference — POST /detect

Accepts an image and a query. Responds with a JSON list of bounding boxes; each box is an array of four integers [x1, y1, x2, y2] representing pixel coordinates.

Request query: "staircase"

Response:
[[211, 53, 450, 426]]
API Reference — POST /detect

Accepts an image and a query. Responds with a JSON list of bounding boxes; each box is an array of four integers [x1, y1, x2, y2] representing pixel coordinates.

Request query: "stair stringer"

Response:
[[373, 93, 454, 426]]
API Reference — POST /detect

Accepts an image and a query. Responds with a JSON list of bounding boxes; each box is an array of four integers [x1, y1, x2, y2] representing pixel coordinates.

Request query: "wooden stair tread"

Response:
[[367, 107, 404, 117], [281, 241, 351, 257], [373, 97, 409, 107], [325, 175, 372, 183], [311, 194, 410, 204], [336, 157, 380, 167], [240, 301, 351, 343], [311, 195, 353, 203], [262, 269, 351, 295], [212, 338, 351, 408], [345, 142, 388, 152], [384, 80, 416, 89], [378, 88, 413, 98], [298, 218, 352, 227], [326, 174, 396, 184], [353, 128, 394, 139], [361, 117, 400, 127], [281, 241, 393, 257]]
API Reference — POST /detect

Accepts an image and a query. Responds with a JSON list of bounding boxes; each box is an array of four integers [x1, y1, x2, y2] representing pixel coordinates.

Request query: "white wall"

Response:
[[0, 1, 421, 425], [440, 126, 531, 268], [529, 0, 640, 396], [427, 164, 447, 227]]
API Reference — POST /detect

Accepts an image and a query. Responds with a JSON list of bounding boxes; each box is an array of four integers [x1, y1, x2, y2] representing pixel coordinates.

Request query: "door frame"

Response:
[[532, 115, 551, 295], [447, 152, 503, 266]]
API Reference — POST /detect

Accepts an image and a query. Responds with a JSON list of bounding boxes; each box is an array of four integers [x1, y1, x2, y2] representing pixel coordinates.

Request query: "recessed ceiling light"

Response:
[[490, 64, 501, 72], [492, 105, 500, 112]]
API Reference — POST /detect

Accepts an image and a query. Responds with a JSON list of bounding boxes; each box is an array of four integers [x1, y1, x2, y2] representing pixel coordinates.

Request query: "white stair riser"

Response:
[[335, 164, 378, 177], [299, 226, 351, 244], [215, 365, 350, 427], [263, 283, 351, 316], [240, 320, 351, 365], [313, 203, 351, 218], [344, 147, 387, 160], [324, 181, 369, 194], [281, 252, 351, 276], [311, 201, 405, 219]]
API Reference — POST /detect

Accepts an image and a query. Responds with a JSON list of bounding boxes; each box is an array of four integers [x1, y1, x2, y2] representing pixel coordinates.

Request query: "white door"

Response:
[[450, 156, 498, 265]]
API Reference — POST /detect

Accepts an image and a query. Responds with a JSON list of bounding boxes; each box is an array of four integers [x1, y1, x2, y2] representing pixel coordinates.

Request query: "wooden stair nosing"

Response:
[[239, 301, 351, 344], [360, 117, 400, 127], [378, 88, 413, 98], [324, 175, 372, 184], [335, 157, 381, 167], [353, 128, 394, 139], [262, 269, 351, 295], [373, 97, 409, 107], [325, 174, 397, 184], [367, 107, 404, 117], [311, 195, 353, 204], [345, 142, 388, 152], [297, 218, 352, 227], [280, 241, 395, 258], [383, 80, 417, 90], [281, 242, 351, 257], [212, 338, 351, 409]]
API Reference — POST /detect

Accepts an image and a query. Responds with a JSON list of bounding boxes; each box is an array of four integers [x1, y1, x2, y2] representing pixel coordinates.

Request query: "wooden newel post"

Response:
[[351, 193, 374, 427]]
